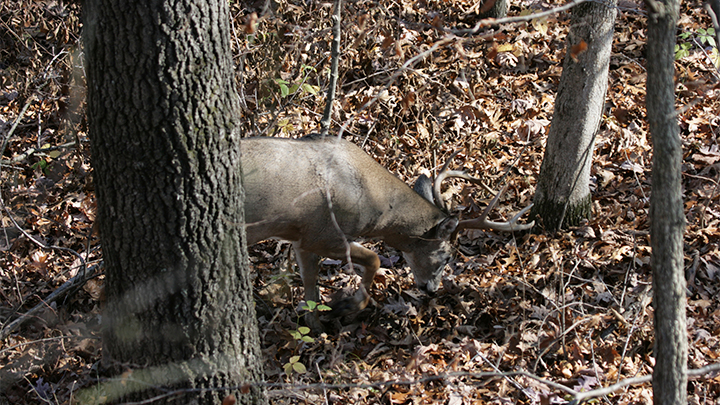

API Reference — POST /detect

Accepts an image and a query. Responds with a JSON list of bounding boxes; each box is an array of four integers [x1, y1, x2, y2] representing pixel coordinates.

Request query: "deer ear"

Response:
[[413, 174, 434, 203], [434, 217, 459, 240]]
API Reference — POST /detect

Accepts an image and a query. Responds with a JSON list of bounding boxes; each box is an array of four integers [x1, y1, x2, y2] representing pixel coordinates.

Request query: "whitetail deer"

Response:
[[242, 136, 533, 322]]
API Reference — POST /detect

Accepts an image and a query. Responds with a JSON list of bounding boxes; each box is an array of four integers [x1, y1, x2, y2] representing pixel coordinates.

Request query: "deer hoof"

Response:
[[328, 287, 370, 317], [304, 312, 324, 333]]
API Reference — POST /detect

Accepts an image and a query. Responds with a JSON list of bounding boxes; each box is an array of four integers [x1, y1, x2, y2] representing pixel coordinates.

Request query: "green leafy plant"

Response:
[[675, 28, 717, 60], [288, 326, 314, 344], [301, 300, 331, 313], [695, 28, 716, 48], [273, 65, 321, 99], [674, 41, 692, 60], [283, 300, 330, 376], [273, 78, 292, 98], [274, 118, 295, 136], [31, 159, 49, 175], [273, 78, 320, 98]]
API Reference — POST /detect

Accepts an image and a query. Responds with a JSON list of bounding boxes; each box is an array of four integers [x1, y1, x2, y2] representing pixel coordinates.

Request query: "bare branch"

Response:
[[451, 0, 591, 35]]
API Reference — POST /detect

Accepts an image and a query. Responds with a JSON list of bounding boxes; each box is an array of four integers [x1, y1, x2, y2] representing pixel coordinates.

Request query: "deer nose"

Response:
[[420, 279, 440, 294]]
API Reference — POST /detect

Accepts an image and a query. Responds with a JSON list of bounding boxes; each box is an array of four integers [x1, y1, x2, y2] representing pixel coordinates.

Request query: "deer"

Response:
[[241, 136, 533, 326]]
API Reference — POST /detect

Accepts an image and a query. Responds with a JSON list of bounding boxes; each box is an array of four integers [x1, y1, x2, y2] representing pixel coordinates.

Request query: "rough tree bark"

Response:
[[81, 0, 266, 403], [530, 0, 616, 231], [646, 0, 688, 402], [478, 0, 507, 19]]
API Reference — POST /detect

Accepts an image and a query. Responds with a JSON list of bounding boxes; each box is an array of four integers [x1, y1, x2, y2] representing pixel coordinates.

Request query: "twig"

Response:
[[698, 169, 720, 228], [569, 374, 652, 404], [0, 334, 99, 357], [474, 352, 539, 400], [693, 36, 720, 78], [570, 363, 720, 404], [451, 0, 591, 35], [688, 362, 720, 377], [616, 289, 650, 385], [0, 199, 88, 277], [0, 95, 34, 160], [5, 141, 77, 163], [320, 0, 342, 136], [315, 362, 329, 405]]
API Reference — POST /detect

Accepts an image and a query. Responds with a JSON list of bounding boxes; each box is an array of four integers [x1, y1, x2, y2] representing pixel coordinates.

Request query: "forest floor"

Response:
[[1, 0, 719, 404]]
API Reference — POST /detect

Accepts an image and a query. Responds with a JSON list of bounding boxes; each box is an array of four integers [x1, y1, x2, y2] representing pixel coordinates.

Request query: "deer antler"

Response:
[[433, 150, 486, 211], [432, 152, 534, 232], [455, 184, 535, 233]]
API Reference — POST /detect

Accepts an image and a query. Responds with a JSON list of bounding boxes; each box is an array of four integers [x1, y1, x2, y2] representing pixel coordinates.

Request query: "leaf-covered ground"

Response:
[[1, 0, 719, 403]]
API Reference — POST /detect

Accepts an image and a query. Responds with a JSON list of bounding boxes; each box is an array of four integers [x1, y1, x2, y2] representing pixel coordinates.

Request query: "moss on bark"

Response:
[[530, 192, 592, 232]]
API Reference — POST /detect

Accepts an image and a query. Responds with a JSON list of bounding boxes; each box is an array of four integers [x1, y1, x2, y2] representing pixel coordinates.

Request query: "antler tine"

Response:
[[432, 150, 486, 211], [456, 184, 535, 233]]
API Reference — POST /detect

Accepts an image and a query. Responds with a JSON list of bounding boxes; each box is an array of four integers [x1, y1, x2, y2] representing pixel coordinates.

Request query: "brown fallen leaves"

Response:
[[2, 0, 720, 404]]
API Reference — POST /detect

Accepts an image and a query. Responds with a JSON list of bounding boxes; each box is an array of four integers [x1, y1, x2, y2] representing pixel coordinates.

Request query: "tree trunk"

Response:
[[646, 0, 688, 403], [478, 0, 507, 19], [530, 0, 616, 231], [81, 0, 266, 403]]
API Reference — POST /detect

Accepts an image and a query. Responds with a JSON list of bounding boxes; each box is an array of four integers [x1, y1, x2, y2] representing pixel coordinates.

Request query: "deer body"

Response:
[[241, 136, 531, 323], [242, 137, 456, 316], [243, 137, 448, 247]]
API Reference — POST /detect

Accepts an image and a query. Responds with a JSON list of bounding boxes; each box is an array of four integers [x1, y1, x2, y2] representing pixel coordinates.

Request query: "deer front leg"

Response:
[[293, 243, 323, 331], [330, 242, 381, 316]]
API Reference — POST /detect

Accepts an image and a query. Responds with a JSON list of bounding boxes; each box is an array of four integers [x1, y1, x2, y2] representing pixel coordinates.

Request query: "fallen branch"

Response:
[[0, 262, 103, 342], [0, 95, 34, 158], [569, 362, 720, 404]]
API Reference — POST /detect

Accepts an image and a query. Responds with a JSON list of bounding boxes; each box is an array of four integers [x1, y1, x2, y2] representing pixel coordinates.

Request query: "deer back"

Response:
[[241, 137, 449, 255]]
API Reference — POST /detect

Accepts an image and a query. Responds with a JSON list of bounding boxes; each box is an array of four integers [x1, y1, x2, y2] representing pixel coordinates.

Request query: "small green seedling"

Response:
[[301, 300, 331, 313], [284, 327, 311, 376], [283, 300, 331, 376], [284, 355, 307, 375], [289, 326, 314, 343]]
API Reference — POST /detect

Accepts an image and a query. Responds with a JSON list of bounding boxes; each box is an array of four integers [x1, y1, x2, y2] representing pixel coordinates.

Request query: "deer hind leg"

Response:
[[330, 242, 381, 316]]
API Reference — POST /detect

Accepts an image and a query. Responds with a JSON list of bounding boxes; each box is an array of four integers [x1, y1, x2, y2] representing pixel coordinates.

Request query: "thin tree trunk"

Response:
[[81, 0, 265, 403], [531, 0, 616, 231], [646, 0, 688, 403], [479, 0, 507, 19]]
